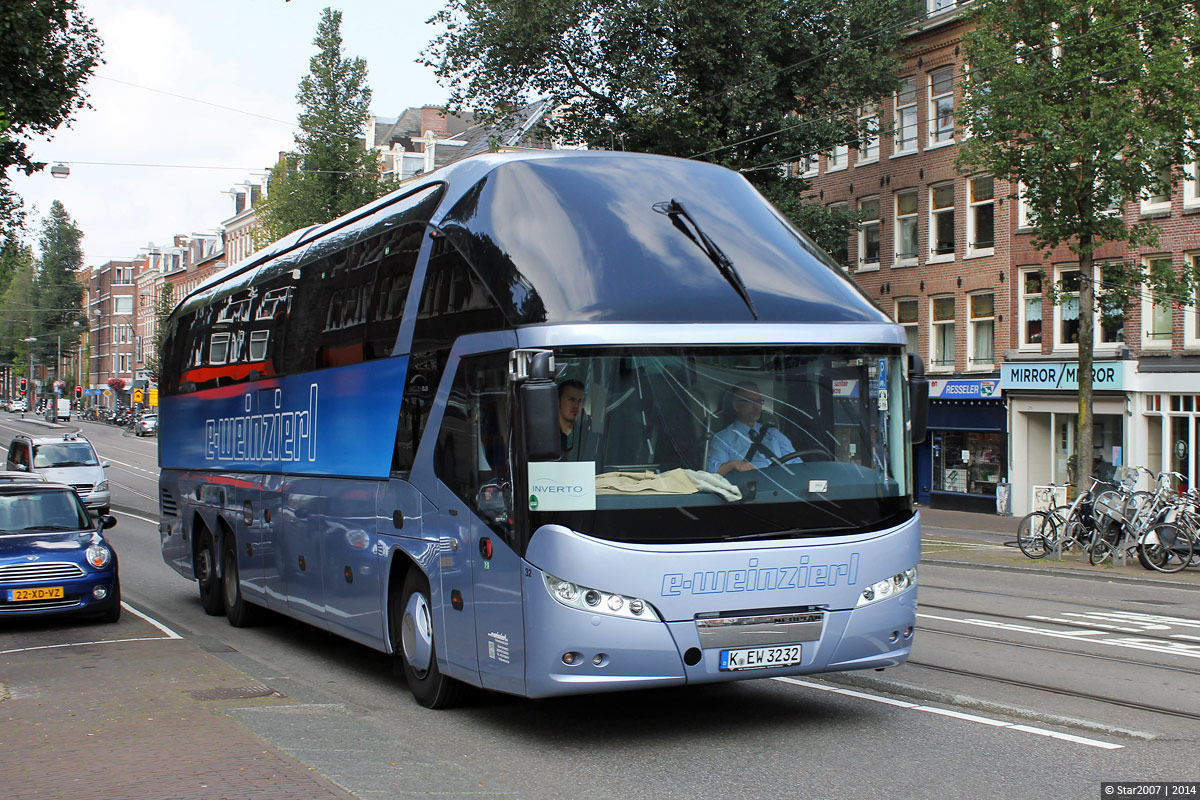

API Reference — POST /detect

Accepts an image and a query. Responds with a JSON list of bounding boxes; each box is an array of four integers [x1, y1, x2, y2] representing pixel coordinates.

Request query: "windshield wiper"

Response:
[[654, 198, 758, 319], [723, 526, 849, 541]]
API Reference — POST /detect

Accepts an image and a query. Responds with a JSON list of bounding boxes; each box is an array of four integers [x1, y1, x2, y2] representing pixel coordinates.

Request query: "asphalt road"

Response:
[[3, 414, 1198, 799]]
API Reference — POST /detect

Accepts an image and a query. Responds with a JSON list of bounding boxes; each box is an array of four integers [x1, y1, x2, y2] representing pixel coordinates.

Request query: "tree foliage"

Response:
[[0, 0, 103, 229], [0, 239, 36, 370], [256, 7, 386, 243], [957, 0, 1200, 490], [34, 200, 86, 365], [423, 0, 920, 235], [143, 281, 173, 383]]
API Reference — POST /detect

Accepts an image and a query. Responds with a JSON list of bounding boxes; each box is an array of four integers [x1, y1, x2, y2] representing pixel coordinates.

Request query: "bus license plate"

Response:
[[720, 645, 802, 671], [9, 586, 64, 602]]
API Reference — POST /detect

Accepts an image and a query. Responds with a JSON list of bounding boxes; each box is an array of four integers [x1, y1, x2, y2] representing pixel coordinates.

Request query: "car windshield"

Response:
[[522, 345, 913, 543], [32, 442, 99, 468], [0, 490, 91, 534]]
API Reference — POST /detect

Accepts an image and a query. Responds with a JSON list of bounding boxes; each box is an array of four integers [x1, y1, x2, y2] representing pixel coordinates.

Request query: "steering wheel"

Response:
[[765, 447, 831, 466]]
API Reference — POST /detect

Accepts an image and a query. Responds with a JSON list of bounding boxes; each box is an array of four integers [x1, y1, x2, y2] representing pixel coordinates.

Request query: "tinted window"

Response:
[[0, 489, 91, 533]]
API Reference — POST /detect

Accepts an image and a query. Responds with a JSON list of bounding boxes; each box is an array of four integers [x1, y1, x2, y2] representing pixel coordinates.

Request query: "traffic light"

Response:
[[74, 386, 83, 400], [18, 378, 26, 394]]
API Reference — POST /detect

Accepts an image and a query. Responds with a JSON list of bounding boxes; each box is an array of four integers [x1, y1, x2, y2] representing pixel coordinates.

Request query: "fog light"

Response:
[[584, 590, 601, 607], [593, 653, 605, 666], [92, 585, 108, 599], [562, 652, 576, 665]]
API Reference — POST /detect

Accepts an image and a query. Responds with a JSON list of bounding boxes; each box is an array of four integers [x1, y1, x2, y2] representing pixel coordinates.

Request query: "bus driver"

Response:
[[707, 382, 801, 476]]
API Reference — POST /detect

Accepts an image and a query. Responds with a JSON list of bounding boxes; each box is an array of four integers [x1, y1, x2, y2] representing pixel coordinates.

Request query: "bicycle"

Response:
[[1016, 479, 1101, 559], [1090, 468, 1176, 566], [1138, 487, 1198, 573]]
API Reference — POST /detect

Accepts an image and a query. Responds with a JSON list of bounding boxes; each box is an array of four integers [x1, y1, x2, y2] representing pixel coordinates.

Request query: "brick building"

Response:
[[805, 0, 1200, 514]]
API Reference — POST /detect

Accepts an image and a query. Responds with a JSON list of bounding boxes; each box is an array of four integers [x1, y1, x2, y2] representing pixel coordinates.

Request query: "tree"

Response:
[[0, 241, 36, 369], [34, 200, 86, 370], [0, 1, 103, 228], [422, 0, 919, 244], [957, 0, 1200, 493], [143, 281, 173, 383], [256, 7, 386, 243]]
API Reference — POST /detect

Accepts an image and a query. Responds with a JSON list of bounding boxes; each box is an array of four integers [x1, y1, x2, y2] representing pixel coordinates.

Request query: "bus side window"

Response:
[[433, 353, 511, 537]]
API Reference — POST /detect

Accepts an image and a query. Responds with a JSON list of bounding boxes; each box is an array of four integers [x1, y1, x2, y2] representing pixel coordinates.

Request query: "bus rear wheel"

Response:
[[196, 527, 224, 616], [222, 536, 264, 627], [394, 569, 466, 709]]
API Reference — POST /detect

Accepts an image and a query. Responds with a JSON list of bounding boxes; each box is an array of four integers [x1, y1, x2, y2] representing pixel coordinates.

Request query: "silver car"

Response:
[[5, 433, 110, 514]]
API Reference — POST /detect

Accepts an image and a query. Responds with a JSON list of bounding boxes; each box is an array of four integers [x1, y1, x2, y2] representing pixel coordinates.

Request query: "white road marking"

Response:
[[0, 602, 181, 654], [113, 509, 159, 525], [774, 676, 1123, 750], [918, 612, 1200, 660]]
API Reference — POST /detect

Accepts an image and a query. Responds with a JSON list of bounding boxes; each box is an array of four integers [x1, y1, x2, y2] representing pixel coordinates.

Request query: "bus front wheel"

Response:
[[395, 569, 466, 709]]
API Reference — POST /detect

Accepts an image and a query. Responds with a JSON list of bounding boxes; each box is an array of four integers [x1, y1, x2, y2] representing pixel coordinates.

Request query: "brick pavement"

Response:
[[0, 626, 358, 800]]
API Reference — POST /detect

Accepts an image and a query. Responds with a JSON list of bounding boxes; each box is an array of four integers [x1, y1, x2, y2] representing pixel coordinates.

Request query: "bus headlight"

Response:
[[856, 567, 916, 608], [543, 572, 659, 621]]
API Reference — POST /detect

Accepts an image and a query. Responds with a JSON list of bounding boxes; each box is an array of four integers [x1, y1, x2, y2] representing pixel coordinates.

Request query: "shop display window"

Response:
[[933, 431, 1005, 496]]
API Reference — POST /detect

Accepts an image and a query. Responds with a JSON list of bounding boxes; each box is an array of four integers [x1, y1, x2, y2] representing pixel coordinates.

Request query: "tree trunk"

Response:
[[1077, 247, 1095, 496]]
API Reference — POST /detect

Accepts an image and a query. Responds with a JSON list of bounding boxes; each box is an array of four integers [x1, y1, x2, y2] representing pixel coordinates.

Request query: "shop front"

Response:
[[1002, 360, 1132, 517], [920, 378, 1006, 514]]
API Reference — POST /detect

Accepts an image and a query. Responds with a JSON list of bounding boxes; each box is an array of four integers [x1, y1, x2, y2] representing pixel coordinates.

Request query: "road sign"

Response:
[[133, 388, 144, 403], [149, 388, 159, 406]]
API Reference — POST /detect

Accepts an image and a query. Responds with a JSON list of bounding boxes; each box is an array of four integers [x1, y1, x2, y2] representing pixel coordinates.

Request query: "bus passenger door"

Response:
[[279, 476, 326, 625]]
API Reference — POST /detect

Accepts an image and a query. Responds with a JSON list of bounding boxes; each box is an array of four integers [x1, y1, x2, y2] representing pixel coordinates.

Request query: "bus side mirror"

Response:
[[521, 352, 562, 462], [908, 353, 929, 444]]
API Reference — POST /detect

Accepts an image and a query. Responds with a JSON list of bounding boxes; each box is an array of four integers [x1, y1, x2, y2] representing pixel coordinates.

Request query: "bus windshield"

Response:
[[523, 346, 912, 544]]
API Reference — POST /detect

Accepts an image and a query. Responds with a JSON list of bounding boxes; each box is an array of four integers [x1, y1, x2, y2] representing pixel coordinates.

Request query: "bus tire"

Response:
[[395, 569, 466, 709], [196, 527, 225, 616], [222, 535, 263, 627]]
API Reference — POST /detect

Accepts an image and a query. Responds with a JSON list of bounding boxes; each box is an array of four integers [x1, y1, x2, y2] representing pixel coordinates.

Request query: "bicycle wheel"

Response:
[[1139, 523, 1194, 574], [1017, 511, 1051, 559], [1089, 522, 1118, 565]]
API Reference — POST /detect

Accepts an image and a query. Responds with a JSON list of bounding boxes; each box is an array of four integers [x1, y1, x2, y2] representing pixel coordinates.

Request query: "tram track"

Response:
[[904, 658, 1200, 722], [917, 602, 1200, 646]]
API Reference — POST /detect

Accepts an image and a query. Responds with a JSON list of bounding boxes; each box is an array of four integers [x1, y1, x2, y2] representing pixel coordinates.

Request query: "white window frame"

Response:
[[1017, 182, 1033, 229], [966, 176, 995, 258], [893, 77, 918, 156], [1140, 167, 1173, 216], [802, 152, 819, 178], [929, 182, 956, 262], [967, 292, 995, 371], [1186, 252, 1200, 350], [827, 143, 848, 172], [1142, 255, 1175, 350], [928, 66, 955, 147], [1183, 159, 1200, 210], [930, 294, 956, 372], [114, 295, 133, 315], [1054, 267, 1082, 352], [928, 0, 957, 13], [896, 298, 919, 355], [857, 197, 881, 271], [894, 189, 919, 267], [1019, 268, 1044, 350], [858, 107, 879, 164]]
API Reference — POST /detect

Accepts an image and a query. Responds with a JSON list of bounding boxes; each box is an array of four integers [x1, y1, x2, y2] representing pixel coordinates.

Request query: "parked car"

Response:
[[4, 433, 110, 515], [0, 482, 120, 622], [7, 398, 27, 412], [0, 470, 47, 484], [134, 413, 157, 437]]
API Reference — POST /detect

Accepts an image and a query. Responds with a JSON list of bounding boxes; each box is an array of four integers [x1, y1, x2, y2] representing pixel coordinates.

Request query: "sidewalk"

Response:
[[918, 505, 1200, 587], [0, 616, 358, 800]]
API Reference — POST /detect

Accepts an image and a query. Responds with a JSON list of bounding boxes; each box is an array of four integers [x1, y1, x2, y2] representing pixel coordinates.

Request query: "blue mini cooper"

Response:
[[0, 483, 120, 623]]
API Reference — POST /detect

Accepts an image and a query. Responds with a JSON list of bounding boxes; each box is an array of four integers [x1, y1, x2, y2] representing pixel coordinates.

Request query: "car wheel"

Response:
[[221, 535, 263, 627], [393, 569, 467, 709], [196, 527, 224, 616], [96, 578, 122, 624]]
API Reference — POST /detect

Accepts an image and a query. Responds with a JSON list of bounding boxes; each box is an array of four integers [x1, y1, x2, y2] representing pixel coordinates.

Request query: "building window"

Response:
[[1143, 256, 1174, 348], [967, 176, 995, 256], [929, 66, 955, 145], [968, 292, 995, 368], [1017, 182, 1033, 229], [827, 143, 848, 171], [114, 296, 133, 315], [859, 107, 879, 162], [931, 295, 956, 370], [118, 353, 131, 373], [1187, 253, 1200, 349], [1096, 262, 1125, 345], [1140, 167, 1172, 215], [933, 431, 1006, 497], [894, 77, 918, 155], [894, 190, 918, 266], [802, 152, 819, 178], [829, 202, 849, 267], [858, 197, 881, 269], [209, 332, 231, 365], [1057, 268, 1082, 345], [896, 298, 919, 354], [929, 0, 957, 13], [930, 183, 955, 260], [1184, 161, 1200, 209]]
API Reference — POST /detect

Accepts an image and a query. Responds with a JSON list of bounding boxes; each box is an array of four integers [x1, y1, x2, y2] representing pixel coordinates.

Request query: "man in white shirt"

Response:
[[707, 382, 801, 476]]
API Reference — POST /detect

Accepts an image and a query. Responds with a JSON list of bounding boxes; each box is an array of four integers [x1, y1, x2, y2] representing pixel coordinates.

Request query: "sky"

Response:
[[9, 0, 453, 270]]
